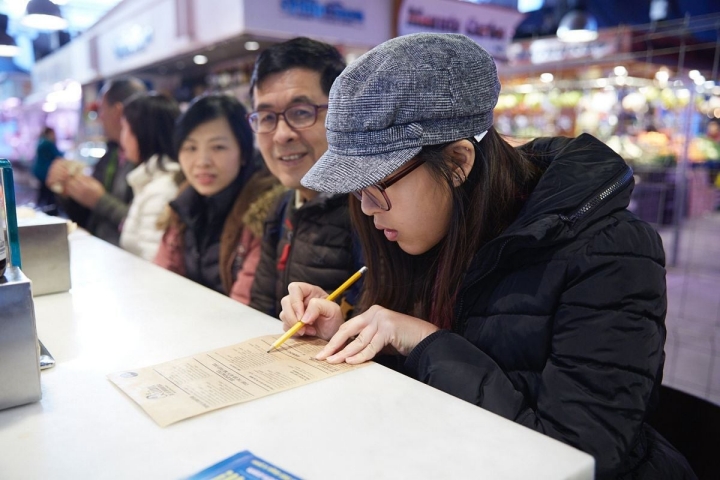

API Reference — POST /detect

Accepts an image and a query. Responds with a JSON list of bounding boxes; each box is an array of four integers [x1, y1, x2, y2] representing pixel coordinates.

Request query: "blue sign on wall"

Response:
[[114, 25, 154, 60], [280, 0, 364, 24]]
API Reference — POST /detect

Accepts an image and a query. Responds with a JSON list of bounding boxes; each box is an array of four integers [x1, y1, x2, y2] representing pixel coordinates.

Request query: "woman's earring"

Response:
[[453, 172, 463, 187]]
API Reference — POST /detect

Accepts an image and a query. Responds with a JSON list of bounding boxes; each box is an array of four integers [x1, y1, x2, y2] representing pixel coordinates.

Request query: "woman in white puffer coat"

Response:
[[119, 93, 182, 261]]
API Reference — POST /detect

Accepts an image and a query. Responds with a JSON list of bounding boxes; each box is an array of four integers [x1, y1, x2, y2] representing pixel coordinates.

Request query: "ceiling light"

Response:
[[649, 0, 668, 21], [540, 73, 554, 83], [21, 0, 69, 31], [613, 66, 628, 76], [0, 14, 19, 57], [244, 41, 260, 51], [557, 10, 598, 42], [193, 55, 208, 65]]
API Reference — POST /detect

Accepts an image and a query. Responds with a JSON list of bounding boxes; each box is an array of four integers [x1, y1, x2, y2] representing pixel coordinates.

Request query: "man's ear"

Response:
[[111, 101, 124, 119], [445, 139, 475, 187]]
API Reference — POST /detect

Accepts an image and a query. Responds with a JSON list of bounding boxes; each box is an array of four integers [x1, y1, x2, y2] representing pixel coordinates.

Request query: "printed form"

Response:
[[108, 335, 367, 427]]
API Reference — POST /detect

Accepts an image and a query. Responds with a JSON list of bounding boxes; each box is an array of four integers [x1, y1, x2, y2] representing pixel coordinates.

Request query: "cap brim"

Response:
[[301, 146, 421, 194]]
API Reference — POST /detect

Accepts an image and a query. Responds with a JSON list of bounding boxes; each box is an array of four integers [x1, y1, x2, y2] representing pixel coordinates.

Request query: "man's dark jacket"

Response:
[[405, 134, 695, 479], [250, 191, 359, 317]]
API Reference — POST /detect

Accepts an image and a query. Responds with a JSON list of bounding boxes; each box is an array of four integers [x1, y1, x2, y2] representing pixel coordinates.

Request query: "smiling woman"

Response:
[[153, 94, 283, 305]]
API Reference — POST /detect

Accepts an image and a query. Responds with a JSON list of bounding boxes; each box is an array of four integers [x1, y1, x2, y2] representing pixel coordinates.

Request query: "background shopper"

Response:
[[31, 126, 62, 212], [46, 77, 146, 245], [118, 93, 182, 260]]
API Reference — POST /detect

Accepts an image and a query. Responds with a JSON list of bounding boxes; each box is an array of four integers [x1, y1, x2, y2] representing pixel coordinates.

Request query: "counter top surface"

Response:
[[0, 232, 595, 479]]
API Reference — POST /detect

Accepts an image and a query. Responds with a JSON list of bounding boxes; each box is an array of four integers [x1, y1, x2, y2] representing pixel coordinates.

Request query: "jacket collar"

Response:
[[126, 154, 179, 191], [463, 134, 634, 283], [171, 171, 245, 231], [289, 189, 347, 214], [511, 133, 633, 234]]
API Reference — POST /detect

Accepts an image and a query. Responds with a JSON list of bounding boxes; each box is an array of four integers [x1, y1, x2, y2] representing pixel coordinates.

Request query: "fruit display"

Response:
[[495, 77, 720, 167]]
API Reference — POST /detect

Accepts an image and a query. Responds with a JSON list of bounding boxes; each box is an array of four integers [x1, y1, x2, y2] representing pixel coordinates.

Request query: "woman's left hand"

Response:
[[316, 305, 439, 365]]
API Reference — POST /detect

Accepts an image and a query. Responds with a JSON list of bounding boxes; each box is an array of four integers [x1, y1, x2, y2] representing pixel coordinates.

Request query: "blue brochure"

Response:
[[185, 450, 302, 480]]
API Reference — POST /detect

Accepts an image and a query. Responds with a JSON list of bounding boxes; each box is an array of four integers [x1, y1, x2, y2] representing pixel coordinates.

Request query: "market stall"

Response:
[[500, 21, 720, 226]]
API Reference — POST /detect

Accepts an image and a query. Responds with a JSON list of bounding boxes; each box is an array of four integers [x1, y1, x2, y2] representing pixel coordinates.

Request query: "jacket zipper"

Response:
[[453, 165, 633, 331], [453, 238, 511, 332], [282, 230, 294, 289], [559, 166, 633, 227]]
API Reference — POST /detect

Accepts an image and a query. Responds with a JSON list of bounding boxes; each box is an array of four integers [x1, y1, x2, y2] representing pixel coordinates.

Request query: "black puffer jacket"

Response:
[[250, 191, 360, 317], [405, 134, 695, 479]]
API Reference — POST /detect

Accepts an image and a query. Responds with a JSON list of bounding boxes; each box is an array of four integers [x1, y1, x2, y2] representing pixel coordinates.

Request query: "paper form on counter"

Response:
[[108, 335, 368, 427]]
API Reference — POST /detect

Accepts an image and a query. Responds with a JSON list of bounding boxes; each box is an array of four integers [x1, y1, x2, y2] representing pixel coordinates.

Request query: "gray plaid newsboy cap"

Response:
[[301, 33, 500, 194]]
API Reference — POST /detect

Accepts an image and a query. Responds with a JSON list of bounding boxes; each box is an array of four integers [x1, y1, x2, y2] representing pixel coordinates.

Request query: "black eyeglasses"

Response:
[[352, 158, 425, 211], [247, 104, 328, 133]]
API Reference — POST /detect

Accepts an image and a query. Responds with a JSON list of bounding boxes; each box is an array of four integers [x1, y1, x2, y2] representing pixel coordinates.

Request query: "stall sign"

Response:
[[244, 0, 391, 47], [508, 29, 631, 66], [280, 0, 364, 24], [96, 0, 189, 78], [397, 0, 525, 61], [32, 39, 95, 95], [114, 25, 154, 60]]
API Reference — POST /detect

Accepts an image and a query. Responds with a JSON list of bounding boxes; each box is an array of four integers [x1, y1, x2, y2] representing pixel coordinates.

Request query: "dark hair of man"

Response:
[[350, 128, 545, 330], [173, 94, 257, 188], [101, 77, 147, 106], [123, 93, 180, 167], [42, 126, 55, 137], [249, 37, 346, 102]]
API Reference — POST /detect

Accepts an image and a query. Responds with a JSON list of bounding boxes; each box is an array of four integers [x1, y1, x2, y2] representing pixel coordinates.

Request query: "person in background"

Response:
[[31, 126, 62, 212], [248, 37, 360, 317], [706, 118, 720, 143], [280, 34, 695, 479], [46, 77, 147, 245], [154, 94, 283, 304], [118, 93, 182, 261]]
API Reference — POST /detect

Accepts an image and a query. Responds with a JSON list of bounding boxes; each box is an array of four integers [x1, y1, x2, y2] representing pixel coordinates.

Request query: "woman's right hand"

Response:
[[279, 282, 344, 340]]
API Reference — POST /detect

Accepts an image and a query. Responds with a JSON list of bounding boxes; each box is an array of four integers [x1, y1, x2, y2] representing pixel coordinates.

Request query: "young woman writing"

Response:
[[279, 34, 695, 479]]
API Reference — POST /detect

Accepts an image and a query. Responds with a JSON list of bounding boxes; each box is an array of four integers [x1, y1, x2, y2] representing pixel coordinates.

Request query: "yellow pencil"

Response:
[[267, 266, 368, 353]]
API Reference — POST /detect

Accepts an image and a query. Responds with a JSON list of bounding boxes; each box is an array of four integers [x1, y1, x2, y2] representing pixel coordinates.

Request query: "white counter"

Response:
[[0, 233, 595, 479]]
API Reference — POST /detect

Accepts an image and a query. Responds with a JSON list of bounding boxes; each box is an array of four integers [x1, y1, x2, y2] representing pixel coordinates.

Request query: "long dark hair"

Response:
[[123, 93, 180, 165], [350, 127, 544, 330], [173, 94, 257, 187]]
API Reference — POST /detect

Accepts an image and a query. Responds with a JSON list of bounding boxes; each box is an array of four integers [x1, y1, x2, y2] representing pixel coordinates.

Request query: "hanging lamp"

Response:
[[0, 14, 19, 57], [21, 0, 69, 32], [556, 1, 598, 43]]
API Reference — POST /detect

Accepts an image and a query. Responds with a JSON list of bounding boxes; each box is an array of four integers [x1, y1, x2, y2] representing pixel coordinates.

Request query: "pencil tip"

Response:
[[266, 348, 273, 353]]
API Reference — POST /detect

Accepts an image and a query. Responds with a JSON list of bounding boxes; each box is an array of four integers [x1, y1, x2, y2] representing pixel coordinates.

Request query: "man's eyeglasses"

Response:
[[247, 104, 328, 134], [352, 158, 425, 211]]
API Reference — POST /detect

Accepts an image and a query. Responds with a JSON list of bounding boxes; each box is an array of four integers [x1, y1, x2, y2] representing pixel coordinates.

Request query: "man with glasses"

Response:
[[247, 37, 360, 318]]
